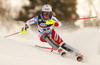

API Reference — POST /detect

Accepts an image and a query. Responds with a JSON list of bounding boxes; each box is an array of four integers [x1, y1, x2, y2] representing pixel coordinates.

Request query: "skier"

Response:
[[21, 4, 83, 61]]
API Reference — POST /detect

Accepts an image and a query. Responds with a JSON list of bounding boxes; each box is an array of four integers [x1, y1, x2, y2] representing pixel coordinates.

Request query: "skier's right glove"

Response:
[[21, 26, 29, 34]]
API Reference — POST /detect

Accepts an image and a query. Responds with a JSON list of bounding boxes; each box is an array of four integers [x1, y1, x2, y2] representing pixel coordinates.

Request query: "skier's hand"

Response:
[[21, 26, 28, 34], [46, 19, 57, 26]]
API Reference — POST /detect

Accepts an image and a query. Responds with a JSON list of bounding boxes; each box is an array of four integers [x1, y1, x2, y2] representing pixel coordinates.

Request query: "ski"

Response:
[[35, 45, 84, 62]]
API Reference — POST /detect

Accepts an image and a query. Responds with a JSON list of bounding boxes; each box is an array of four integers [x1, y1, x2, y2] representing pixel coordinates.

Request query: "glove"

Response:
[[21, 26, 29, 34], [46, 19, 57, 26]]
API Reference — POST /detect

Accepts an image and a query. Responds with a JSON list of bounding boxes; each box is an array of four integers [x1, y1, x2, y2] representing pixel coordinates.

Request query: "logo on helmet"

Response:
[[44, 8, 50, 11]]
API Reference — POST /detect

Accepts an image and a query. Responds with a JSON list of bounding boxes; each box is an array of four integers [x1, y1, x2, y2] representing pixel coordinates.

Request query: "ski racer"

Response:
[[21, 4, 83, 61]]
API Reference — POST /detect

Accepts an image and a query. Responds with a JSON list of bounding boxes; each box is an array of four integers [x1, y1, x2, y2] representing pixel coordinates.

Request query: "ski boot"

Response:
[[61, 43, 84, 61], [61, 43, 73, 52], [58, 47, 66, 57], [76, 54, 84, 62]]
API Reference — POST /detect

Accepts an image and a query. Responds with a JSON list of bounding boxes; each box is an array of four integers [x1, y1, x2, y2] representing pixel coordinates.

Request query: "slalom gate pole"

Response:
[[4, 31, 21, 38], [35, 45, 57, 51], [67, 16, 97, 21]]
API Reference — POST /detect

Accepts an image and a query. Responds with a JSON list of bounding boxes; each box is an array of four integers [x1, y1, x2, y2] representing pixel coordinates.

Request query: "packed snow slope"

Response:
[[0, 27, 100, 65]]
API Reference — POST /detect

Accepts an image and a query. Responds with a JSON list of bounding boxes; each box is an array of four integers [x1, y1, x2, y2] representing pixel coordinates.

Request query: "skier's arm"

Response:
[[21, 16, 38, 34], [25, 16, 38, 27], [52, 16, 62, 27]]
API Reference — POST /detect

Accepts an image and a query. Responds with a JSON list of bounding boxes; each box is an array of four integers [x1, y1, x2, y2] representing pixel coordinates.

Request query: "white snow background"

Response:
[[0, 24, 100, 65]]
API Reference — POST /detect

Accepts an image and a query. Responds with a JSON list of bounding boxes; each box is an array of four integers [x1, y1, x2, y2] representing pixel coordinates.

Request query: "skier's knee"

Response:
[[44, 34, 50, 39], [40, 34, 48, 42]]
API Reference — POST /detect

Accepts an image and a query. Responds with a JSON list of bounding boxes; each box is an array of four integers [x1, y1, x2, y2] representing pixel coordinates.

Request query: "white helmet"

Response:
[[42, 4, 52, 12]]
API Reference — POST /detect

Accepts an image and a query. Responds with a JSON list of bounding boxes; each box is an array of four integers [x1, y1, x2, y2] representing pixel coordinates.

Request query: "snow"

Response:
[[0, 27, 100, 65]]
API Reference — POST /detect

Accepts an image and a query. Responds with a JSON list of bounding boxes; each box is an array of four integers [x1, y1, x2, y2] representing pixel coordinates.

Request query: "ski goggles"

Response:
[[42, 12, 51, 15]]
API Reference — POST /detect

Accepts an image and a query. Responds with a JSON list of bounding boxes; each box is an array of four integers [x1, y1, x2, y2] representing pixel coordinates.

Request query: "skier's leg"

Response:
[[44, 34, 66, 56], [51, 29, 80, 56], [60, 43, 80, 56], [39, 31, 83, 61], [51, 29, 63, 44], [44, 34, 59, 49], [39, 33, 66, 56], [39, 31, 60, 49]]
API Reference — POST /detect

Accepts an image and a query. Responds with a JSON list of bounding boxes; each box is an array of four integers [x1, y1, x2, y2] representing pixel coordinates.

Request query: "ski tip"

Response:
[[35, 45, 38, 47]]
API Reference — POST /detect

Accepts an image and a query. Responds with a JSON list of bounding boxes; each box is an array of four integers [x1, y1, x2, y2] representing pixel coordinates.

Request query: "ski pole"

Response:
[[67, 16, 97, 21], [35, 45, 57, 51], [4, 31, 21, 38]]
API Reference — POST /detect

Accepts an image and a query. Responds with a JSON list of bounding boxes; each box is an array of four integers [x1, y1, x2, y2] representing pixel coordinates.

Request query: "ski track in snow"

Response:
[[0, 27, 100, 65]]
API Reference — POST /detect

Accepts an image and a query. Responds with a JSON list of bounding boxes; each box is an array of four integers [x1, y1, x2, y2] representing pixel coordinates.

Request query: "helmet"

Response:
[[42, 4, 52, 12], [42, 4, 52, 15]]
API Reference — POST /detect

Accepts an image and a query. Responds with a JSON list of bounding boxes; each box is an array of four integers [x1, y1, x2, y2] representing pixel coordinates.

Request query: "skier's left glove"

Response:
[[46, 19, 57, 26], [21, 26, 29, 34]]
